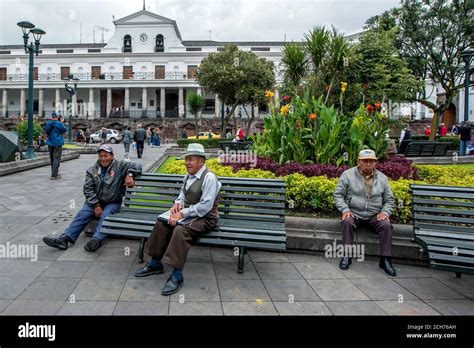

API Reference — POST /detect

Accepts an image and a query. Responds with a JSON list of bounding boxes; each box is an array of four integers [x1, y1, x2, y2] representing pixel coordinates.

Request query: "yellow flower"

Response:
[[280, 104, 290, 116], [341, 82, 348, 92], [265, 90, 274, 98]]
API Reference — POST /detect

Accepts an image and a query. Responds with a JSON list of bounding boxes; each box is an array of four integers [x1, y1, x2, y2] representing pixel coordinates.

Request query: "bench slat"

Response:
[[413, 198, 474, 208], [413, 213, 474, 224], [415, 229, 474, 241], [413, 206, 474, 216], [428, 252, 474, 265], [427, 245, 474, 256]]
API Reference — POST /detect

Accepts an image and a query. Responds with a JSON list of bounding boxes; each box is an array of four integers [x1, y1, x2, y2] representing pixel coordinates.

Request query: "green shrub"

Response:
[[16, 120, 43, 145], [162, 155, 474, 223], [437, 136, 459, 150]]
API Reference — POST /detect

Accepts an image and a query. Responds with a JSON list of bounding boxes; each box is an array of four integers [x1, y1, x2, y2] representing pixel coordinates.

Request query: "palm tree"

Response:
[[187, 92, 205, 138], [281, 43, 309, 95]]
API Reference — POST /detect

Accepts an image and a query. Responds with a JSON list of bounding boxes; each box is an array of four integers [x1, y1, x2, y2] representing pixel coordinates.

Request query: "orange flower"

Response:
[[341, 82, 348, 92], [374, 102, 381, 109], [280, 104, 290, 116], [309, 113, 316, 120], [265, 90, 274, 98]]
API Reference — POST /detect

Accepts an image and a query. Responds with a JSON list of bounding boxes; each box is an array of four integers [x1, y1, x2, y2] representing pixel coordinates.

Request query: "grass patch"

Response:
[[63, 144, 83, 149], [155, 156, 177, 173]]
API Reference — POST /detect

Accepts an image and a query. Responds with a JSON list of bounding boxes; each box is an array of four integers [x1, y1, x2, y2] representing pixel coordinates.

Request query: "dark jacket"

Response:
[[134, 128, 147, 142], [45, 119, 67, 146], [83, 158, 142, 207], [459, 126, 472, 141]]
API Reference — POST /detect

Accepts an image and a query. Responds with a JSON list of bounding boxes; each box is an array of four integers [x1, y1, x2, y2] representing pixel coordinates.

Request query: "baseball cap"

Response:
[[97, 144, 114, 154], [358, 149, 377, 160]]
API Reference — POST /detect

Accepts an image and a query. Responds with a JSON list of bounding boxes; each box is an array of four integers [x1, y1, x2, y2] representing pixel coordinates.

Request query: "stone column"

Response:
[[88, 88, 95, 118], [106, 88, 112, 118], [215, 94, 221, 119], [124, 87, 130, 113], [2, 89, 7, 117], [253, 104, 259, 118], [197, 88, 202, 96], [178, 88, 184, 117], [142, 87, 148, 117], [160, 88, 166, 118], [72, 93, 77, 117], [55, 88, 61, 113], [20, 89, 26, 116], [274, 89, 280, 107], [38, 89, 44, 117]]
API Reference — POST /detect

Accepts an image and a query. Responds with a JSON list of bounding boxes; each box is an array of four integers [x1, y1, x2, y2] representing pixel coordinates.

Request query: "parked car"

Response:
[[89, 129, 122, 144], [188, 132, 221, 140]]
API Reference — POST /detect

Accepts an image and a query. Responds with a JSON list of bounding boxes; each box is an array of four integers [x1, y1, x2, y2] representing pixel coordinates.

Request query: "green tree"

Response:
[[196, 44, 275, 132], [186, 92, 205, 138], [346, 21, 419, 113], [16, 119, 43, 146], [397, 0, 473, 140]]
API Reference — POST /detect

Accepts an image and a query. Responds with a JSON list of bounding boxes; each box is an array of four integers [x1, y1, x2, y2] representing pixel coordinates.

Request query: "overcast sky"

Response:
[[0, 0, 400, 45]]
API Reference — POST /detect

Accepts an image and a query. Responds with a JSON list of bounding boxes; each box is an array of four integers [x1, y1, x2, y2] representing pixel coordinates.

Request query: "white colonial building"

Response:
[[0, 7, 471, 130], [0, 8, 285, 123]]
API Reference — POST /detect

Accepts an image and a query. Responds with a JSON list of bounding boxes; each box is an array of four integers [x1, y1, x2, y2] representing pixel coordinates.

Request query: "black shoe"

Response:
[[161, 276, 184, 296], [134, 263, 164, 277], [379, 257, 397, 277], [339, 257, 352, 270], [83, 238, 104, 252], [42, 234, 74, 250]]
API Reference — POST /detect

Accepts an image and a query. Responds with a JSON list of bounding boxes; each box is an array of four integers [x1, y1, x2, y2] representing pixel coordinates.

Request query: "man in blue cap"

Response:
[[42, 144, 142, 252], [44, 112, 67, 179]]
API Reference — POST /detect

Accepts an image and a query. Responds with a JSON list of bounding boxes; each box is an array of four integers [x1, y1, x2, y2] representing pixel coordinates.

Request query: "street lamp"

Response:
[[62, 74, 79, 144], [17, 21, 46, 159], [461, 46, 474, 123]]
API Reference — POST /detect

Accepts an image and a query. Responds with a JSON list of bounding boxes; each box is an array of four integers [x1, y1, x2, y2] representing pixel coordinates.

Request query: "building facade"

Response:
[[0, 9, 284, 130], [0, 8, 472, 134]]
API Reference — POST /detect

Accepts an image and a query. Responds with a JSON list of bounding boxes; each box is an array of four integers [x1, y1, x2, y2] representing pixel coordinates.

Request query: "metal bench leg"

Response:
[[238, 247, 246, 273], [138, 238, 146, 264], [455, 272, 462, 279]]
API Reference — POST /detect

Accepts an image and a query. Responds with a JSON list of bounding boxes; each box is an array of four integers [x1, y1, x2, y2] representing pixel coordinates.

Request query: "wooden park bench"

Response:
[[99, 173, 287, 273], [404, 141, 451, 157], [410, 184, 474, 278], [219, 141, 252, 152]]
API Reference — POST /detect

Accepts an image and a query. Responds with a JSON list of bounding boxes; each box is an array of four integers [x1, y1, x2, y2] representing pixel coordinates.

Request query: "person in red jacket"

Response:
[[439, 123, 447, 137], [424, 125, 431, 136]]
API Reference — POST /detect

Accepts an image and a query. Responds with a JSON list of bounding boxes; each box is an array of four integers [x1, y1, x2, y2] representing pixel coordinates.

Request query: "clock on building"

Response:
[[139, 33, 148, 44]]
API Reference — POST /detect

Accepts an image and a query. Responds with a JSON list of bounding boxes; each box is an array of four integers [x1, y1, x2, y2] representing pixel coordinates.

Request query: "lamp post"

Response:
[[17, 21, 46, 159], [62, 74, 79, 144], [461, 47, 474, 123]]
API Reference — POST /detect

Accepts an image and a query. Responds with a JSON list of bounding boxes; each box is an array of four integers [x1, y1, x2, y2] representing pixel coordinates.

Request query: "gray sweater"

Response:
[[333, 167, 394, 219]]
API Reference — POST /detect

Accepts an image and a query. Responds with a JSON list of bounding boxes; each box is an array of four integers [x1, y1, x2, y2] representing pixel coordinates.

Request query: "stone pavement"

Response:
[[0, 143, 473, 315]]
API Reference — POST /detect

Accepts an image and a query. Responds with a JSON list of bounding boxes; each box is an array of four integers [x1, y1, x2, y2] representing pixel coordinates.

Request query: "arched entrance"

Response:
[[442, 103, 456, 128]]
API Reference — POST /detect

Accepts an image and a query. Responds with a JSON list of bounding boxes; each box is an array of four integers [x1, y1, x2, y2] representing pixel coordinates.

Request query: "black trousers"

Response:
[[136, 140, 145, 158], [48, 145, 62, 178]]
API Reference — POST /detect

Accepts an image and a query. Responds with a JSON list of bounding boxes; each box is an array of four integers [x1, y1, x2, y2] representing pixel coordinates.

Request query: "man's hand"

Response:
[[171, 203, 182, 214], [94, 205, 103, 218], [342, 211, 354, 220], [124, 175, 134, 188], [377, 212, 389, 221], [168, 212, 183, 226]]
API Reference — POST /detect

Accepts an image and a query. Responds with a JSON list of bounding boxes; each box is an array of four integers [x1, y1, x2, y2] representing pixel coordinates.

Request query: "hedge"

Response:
[[177, 138, 226, 148], [161, 158, 474, 223]]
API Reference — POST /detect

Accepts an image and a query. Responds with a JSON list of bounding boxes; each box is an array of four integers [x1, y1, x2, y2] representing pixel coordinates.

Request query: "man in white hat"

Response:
[[333, 149, 396, 276], [134, 143, 221, 295]]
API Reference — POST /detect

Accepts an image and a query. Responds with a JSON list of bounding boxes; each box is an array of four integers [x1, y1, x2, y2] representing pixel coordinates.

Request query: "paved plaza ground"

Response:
[[0, 143, 473, 316]]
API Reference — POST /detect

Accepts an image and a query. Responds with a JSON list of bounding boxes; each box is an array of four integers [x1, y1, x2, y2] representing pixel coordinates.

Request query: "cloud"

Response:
[[0, 0, 400, 45]]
